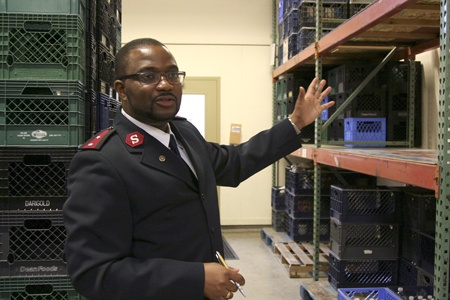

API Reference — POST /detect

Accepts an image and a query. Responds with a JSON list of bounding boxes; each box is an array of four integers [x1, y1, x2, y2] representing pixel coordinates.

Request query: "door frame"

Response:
[[182, 77, 220, 143]]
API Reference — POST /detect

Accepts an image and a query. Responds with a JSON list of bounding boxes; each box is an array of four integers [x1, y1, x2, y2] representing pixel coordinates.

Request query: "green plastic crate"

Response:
[[0, 0, 86, 18], [0, 14, 86, 82], [0, 276, 82, 300], [0, 80, 86, 146]]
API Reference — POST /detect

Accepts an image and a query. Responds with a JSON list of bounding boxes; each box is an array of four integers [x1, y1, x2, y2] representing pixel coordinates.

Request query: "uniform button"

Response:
[[159, 155, 166, 162], [210, 226, 215, 233]]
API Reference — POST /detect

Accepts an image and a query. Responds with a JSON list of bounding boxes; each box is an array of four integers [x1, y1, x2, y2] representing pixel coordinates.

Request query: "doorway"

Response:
[[179, 77, 220, 143]]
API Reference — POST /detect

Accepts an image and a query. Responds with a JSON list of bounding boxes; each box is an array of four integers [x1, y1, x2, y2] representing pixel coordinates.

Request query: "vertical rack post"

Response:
[[435, 0, 450, 299], [407, 60, 416, 148], [313, 0, 324, 281]]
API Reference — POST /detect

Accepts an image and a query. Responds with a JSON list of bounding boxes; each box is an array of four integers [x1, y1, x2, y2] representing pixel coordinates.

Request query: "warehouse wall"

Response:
[[121, 0, 276, 225]]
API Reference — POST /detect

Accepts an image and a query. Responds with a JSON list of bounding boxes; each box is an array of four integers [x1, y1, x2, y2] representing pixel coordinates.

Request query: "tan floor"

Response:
[[221, 227, 334, 300]]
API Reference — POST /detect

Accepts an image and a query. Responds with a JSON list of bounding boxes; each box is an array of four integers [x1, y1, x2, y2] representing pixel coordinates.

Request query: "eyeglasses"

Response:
[[119, 71, 186, 85]]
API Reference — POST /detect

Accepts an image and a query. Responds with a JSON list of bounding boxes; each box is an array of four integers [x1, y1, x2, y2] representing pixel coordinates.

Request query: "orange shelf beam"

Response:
[[290, 147, 440, 196]]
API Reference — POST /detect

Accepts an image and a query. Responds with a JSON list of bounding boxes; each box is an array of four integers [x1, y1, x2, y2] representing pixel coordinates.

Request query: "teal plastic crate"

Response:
[[0, 14, 86, 82], [0, 80, 86, 146], [0, 0, 86, 22], [0, 276, 82, 300]]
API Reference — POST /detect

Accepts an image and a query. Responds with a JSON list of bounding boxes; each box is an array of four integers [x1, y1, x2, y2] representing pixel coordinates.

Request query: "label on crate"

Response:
[[19, 265, 59, 273], [24, 200, 51, 207], [14, 130, 64, 143]]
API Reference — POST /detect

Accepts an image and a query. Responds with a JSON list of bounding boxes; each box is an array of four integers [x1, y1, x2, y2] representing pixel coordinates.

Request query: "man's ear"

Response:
[[114, 80, 126, 101]]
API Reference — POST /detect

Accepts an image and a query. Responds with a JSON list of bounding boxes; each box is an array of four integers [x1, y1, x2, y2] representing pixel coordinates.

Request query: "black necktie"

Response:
[[169, 134, 181, 157]]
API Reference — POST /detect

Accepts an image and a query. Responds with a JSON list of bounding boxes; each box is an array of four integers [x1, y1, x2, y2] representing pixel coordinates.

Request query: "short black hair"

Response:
[[115, 38, 166, 80]]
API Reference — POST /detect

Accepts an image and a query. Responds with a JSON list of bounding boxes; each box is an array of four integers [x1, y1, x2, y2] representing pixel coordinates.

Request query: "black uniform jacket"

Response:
[[63, 110, 302, 300]]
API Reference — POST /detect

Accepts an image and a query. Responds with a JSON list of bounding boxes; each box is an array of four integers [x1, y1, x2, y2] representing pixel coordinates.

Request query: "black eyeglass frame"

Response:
[[119, 71, 186, 85]]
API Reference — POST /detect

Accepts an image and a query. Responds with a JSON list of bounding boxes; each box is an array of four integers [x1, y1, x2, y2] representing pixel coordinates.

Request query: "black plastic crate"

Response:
[[97, 92, 110, 131], [328, 251, 398, 289], [398, 257, 418, 286], [285, 189, 330, 218], [327, 63, 378, 95], [285, 9, 298, 38], [285, 165, 333, 194], [298, 1, 348, 29], [0, 276, 82, 300], [330, 185, 400, 222], [0, 210, 67, 277], [343, 89, 387, 118], [0, 147, 76, 200], [297, 27, 333, 52], [330, 218, 400, 260], [272, 208, 287, 232], [97, 43, 115, 88], [286, 216, 330, 242], [271, 186, 286, 210], [400, 227, 420, 265], [401, 187, 436, 236], [0, 80, 86, 146], [0, 14, 86, 82]]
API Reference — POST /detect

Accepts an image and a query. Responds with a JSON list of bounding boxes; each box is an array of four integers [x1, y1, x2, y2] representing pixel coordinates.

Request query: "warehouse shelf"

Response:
[[274, 0, 440, 79], [274, 0, 445, 298]]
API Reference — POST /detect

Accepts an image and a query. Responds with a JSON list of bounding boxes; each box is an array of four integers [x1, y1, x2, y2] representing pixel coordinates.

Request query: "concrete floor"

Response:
[[221, 227, 333, 300]]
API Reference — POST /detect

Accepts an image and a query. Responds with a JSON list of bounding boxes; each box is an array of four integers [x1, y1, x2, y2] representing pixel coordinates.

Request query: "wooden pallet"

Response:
[[273, 241, 329, 278], [260, 227, 291, 251]]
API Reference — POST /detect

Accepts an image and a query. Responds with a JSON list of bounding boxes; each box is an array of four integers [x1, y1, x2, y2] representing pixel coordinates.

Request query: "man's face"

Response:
[[115, 45, 183, 131]]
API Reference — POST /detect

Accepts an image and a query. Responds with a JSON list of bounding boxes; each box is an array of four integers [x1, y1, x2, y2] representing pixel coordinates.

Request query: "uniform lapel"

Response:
[[114, 111, 198, 190]]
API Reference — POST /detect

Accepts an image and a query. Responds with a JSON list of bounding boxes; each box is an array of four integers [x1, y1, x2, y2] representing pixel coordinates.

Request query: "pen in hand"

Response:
[[215, 251, 246, 298]]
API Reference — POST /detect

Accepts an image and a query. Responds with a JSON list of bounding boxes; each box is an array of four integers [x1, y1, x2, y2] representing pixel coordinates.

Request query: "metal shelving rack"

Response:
[[274, 0, 447, 298]]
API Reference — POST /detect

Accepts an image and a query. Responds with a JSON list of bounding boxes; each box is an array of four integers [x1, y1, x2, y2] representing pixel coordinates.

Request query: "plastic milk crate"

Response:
[[330, 185, 400, 223], [337, 287, 399, 300], [285, 189, 330, 218], [0, 276, 82, 300], [330, 217, 400, 260], [328, 251, 398, 289], [344, 118, 386, 147], [0, 147, 77, 210], [0, 80, 85, 146], [0, 210, 67, 277], [0, 14, 86, 82]]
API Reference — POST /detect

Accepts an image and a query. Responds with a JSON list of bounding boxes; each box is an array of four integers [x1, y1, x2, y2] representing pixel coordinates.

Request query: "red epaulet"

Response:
[[81, 127, 116, 150]]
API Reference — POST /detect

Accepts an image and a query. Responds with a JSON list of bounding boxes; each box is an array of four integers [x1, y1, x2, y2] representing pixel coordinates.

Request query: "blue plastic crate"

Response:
[[338, 287, 399, 300], [285, 189, 330, 218], [344, 117, 386, 147]]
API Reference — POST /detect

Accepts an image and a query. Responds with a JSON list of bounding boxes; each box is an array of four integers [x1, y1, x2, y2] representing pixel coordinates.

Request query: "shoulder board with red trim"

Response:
[[81, 127, 116, 150]]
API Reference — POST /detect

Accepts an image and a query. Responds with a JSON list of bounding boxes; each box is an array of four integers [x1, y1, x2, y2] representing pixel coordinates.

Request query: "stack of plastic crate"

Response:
[[271, 186, 287, 232], [90, 0, 121, 136], [328, 185, 401, 289], [378, 61, 422, 147], [398, 187, 436, 289], [296, 0, 348, 52], [284, 164, 332, 242], [326, 63, 387, 146], [0, 1, 88, 297]]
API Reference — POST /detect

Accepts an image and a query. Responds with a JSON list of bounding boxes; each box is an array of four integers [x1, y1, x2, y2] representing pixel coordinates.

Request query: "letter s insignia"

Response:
[[126, 131, 144, 147]]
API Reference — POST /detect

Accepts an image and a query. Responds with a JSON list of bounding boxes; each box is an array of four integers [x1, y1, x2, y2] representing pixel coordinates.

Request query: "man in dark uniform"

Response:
[[63, 38, 333, 300]]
